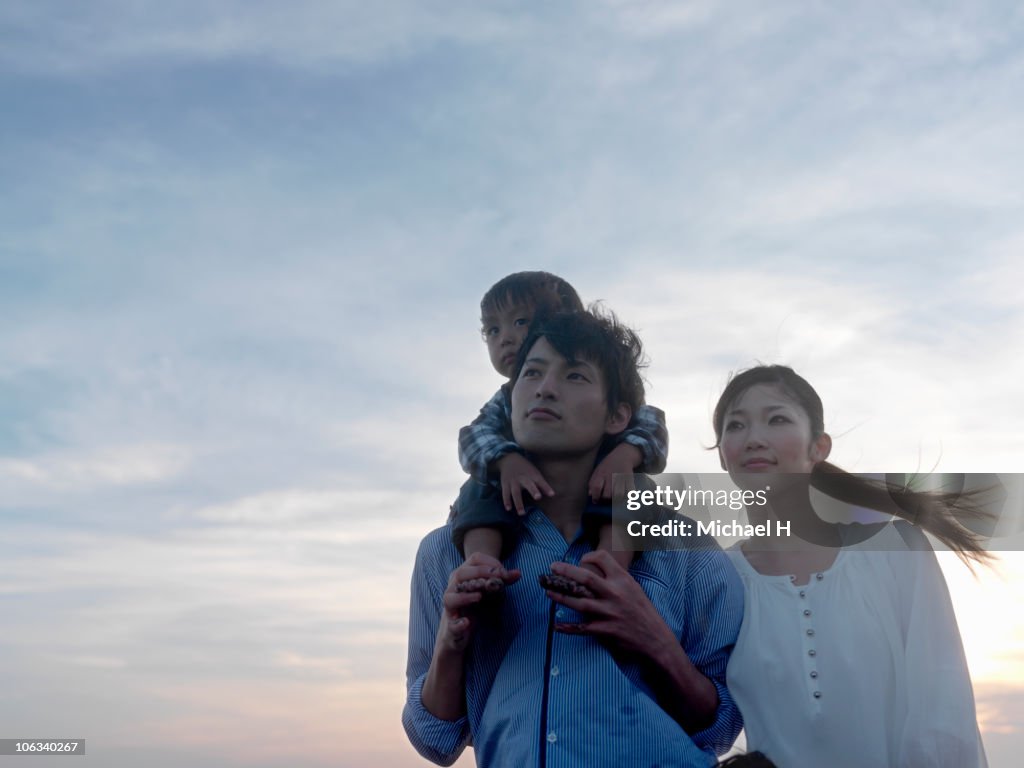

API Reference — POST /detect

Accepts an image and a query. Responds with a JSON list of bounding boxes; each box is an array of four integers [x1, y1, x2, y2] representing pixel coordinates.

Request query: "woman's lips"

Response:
[[742, 458, 775, 469]]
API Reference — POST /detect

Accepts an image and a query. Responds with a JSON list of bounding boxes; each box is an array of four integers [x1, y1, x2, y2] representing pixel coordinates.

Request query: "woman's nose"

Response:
[[744, 426, 767, 448]]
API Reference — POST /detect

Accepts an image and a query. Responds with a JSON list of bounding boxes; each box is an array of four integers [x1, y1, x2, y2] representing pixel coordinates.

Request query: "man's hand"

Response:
[[588, 443, 642, 502], [542, 550, 719, 733], [495, 453, 555, 515], [439, 553, 521, 653], [543, 550, 671, 656], [422, 553, 520, 721]]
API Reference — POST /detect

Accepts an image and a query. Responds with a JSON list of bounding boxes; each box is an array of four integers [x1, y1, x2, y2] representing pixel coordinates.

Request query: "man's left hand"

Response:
[[544, 550, 676, 658]]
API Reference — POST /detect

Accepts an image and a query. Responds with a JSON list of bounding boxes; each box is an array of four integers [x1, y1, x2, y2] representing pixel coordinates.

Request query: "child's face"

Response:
[[481, 303, 534, 378]]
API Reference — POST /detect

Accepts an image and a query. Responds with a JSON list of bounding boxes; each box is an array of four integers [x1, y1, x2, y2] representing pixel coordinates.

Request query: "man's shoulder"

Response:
[[636, 528, 736, 581], [418, 523, 459, 550], [414, 525, 461, 571]]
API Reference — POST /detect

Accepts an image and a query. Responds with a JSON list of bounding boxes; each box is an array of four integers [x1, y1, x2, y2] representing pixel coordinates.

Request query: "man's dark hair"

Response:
[[512, 305, 647, 416], [480, 271, 585, 322]]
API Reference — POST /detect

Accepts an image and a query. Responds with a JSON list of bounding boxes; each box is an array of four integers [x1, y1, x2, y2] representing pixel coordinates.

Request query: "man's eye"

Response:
[[567, 372, 590, 382], [521, 368, 540, 377]]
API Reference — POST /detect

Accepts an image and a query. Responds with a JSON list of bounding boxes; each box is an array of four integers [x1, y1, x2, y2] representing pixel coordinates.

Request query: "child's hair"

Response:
[[512, 305, 647, 416], [713, 365, 993, 567], [480, 271, 585, 321]]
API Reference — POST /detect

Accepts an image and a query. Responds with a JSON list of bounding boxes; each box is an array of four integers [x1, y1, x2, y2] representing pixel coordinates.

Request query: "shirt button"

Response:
[[808, 649, 816, 657], [547, 732, 557, 744], [813, 691, 822, 699], [806, 629, 815, 637], [810, 671, 819, 679], [816, 572, 824, 581], [551, 666, 560, 677], [803, 609, 812, 617], [555, 610, 564, 619]]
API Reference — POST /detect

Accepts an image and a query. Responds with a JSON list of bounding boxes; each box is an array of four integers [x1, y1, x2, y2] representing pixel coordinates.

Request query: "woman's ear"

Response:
[[811, 432, 832, 463], [605, 403, 632, 436]]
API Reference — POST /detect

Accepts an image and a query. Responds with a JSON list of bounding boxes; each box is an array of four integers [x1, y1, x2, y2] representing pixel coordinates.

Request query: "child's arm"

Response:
[[589, 404, 668, 500], [457, 388, 518, 483]]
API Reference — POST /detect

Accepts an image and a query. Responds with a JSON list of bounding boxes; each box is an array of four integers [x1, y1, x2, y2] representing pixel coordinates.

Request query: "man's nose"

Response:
[[535, 371, 559, 398]]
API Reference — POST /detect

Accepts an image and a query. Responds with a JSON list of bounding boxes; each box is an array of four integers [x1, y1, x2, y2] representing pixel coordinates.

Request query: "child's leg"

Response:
[[538, 522, 631, 599], [450, 478, 521, 593], [463, 526, 503, 560], [457, 527, 506, 593], [588, 520, 634, 574]]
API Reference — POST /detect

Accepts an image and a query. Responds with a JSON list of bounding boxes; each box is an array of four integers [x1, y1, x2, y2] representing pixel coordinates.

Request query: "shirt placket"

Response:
[[793, 572, 825, 710]]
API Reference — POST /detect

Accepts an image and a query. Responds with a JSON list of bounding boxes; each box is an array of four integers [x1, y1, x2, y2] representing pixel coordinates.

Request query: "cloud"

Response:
[[0, 0, 527, 75], [0, 442, 190, 491]]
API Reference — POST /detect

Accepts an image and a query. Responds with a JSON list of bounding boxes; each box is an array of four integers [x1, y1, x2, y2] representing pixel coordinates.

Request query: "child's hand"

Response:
[[588, 443, 642, 501], [496, 453, 554, 515]]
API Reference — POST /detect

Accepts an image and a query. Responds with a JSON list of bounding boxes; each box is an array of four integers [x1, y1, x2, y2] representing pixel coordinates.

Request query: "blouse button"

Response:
[[816, 572, 824, 581], [803, 609, 812, 617], [799, 590, 806, 598], [808, 649, 817, 657], [789, 575, 796, 582], [810, 671, 818, 679], [813, 691, 822, 699], [806, 629, 815, 637]]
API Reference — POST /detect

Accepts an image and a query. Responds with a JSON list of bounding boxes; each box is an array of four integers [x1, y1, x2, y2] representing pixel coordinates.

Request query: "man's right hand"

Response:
[[439, 553, 521, 653], [495, 453, 555, 515]]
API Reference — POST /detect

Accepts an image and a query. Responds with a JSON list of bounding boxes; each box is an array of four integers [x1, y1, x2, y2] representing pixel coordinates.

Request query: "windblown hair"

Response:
[[513, 305, 647, 417], [480, 271, 585, 323], [713, 365, 993, 567]]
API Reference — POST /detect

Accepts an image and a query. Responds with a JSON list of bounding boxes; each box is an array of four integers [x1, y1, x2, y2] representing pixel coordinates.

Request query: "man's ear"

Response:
[[605, 403, 631, 436], [811, 432, 832, 463]]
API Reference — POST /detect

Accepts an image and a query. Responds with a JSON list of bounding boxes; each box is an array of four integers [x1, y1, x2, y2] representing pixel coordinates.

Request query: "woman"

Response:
[[714, 365, 988, 767]]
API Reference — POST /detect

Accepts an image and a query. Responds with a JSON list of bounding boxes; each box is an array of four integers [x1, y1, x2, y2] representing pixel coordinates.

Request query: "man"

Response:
[[404, 309, 743, 767]]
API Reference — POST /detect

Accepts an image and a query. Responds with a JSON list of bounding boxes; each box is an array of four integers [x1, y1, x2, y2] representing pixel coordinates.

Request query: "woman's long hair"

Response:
[[713, 365, 994, 568]]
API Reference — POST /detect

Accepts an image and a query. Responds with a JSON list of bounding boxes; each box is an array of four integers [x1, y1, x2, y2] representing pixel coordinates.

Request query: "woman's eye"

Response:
[[769, 414, 791, 424], [724, 420, 744, 431]]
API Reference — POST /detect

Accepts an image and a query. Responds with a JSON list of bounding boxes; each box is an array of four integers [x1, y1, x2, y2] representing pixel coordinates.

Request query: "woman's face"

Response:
[[717, 383, 831, 476]]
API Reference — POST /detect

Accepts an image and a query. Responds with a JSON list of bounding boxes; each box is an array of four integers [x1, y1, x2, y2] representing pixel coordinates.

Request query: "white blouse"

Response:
[[726, 523, 987, 767]]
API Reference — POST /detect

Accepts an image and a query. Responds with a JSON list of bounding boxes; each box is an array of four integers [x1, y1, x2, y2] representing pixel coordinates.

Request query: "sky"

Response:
[[1, 1, 1023, 766]]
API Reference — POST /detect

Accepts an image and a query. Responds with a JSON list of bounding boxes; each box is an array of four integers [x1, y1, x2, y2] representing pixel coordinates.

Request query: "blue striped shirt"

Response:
[[403, 509, 745, 767]]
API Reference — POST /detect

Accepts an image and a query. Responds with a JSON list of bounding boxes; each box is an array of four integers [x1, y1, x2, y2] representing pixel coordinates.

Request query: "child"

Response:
[[451, 271, 668, 588]]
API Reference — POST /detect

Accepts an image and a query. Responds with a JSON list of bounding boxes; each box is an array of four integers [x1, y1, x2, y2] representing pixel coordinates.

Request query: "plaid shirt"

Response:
[[458, 385, 669, 482]]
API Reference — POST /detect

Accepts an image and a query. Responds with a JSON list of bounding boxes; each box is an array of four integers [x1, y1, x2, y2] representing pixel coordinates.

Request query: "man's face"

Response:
[[511, 337, 627, 457]]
